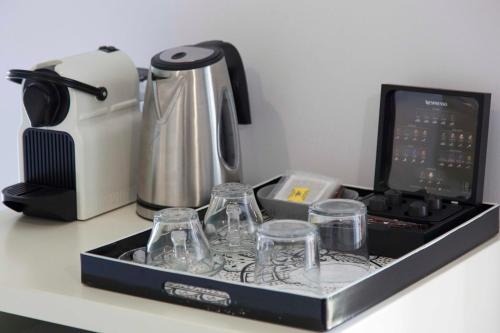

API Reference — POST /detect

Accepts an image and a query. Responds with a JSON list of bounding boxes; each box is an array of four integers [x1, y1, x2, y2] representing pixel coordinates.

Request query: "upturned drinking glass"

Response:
[[204, 183, 264, 255], [308, 199, 370, 285], [254, 219, 321, 294], [146, 208, 223, 275]]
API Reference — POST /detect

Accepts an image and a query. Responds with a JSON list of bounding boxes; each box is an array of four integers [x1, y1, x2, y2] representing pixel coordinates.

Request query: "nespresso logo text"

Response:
[[425, 100, 448, 107]]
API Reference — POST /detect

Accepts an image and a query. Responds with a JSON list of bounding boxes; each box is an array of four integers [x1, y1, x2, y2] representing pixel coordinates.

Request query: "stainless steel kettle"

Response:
[[136, 41, 251, 219]]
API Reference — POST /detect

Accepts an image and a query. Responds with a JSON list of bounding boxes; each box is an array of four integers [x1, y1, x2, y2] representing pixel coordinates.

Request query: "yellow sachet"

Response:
[[287, 187, 310, 203]]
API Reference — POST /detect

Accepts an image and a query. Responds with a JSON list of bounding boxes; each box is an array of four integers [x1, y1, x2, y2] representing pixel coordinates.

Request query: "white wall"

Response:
[[1, 0, 500, 202]]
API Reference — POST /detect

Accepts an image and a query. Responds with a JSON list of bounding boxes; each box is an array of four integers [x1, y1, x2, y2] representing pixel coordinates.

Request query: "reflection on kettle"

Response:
[[137, 41, 252, 220]]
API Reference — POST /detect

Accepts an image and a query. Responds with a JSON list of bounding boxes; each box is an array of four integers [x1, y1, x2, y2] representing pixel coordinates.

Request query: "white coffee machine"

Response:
[[2, 46, 141, 221]]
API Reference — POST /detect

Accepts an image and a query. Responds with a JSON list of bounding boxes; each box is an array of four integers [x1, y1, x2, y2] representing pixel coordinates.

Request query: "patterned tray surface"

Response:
[[120, 246, 394, 296], [214, 250, 393, 295]]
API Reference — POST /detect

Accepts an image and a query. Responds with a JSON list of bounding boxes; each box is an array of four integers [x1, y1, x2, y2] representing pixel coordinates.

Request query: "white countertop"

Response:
[[0, 205, 499, 333]]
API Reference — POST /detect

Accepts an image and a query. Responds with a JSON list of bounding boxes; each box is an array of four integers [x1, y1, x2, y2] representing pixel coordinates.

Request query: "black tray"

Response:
[[80, 178, 499, 331]]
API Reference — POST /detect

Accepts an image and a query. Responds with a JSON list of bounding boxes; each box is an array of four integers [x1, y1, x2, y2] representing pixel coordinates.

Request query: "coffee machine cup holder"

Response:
[[2, 182, 76, 221]]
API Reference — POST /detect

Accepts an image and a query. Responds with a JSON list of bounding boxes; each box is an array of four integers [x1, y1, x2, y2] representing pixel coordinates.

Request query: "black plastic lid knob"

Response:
[[408, 200, 428, 218], [368, 195, 388, 212], [385, 189, 402, 207], [425, 195, 443, 210], [98, 45, 118, 53], [151, 46, 223, 71]]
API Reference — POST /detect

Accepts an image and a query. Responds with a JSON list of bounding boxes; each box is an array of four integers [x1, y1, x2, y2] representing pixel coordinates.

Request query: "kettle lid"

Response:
[[151, 46, 223, 71]]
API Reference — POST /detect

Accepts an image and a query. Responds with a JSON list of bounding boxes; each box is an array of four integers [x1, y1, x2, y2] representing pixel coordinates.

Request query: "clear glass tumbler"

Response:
[[308, 199, 370, 285], [146, 208, 223, 275], [204, 183, 264, 255], [254, 220, 320, 294]]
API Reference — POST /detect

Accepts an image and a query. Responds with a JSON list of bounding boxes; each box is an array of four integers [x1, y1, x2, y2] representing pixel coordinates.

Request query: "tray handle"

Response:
[[163, 281, 231, 307]]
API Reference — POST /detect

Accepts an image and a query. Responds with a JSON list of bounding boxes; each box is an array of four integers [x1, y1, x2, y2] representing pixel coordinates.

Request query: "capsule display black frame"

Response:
[[374, 84, 491, 205]]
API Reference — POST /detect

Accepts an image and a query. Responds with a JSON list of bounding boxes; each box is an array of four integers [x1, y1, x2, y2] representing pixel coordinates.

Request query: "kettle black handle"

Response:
[[7, 69, 108, 101], [196, 41, 251, 124]]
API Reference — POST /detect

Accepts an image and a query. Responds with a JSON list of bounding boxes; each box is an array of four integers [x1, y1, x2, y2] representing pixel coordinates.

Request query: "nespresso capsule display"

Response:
[[365, 84, 491, 256], [136, 40, 252, 220], [374, 84, 490, 204], [2, 47, 142, 221]]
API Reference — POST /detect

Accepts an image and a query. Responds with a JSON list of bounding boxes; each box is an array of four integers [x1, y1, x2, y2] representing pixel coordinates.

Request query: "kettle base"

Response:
[[136, 203, 157, 221], [136, 199, 209, 221]]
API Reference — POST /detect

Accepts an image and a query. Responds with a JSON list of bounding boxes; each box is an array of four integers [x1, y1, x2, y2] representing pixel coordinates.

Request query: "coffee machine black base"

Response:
[[2, 182, 76, 221]]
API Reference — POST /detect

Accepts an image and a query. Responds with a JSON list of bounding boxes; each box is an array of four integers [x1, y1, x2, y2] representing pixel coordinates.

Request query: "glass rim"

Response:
[[153, 207, 199, 223], [309, 199, 366, 217], [257, 219, 318, 240]]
